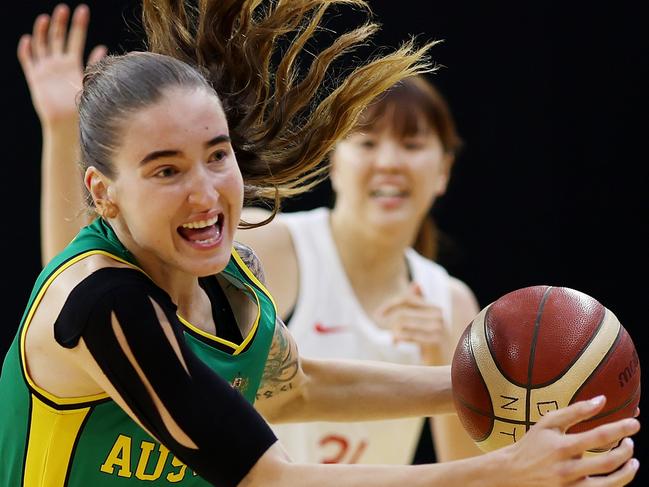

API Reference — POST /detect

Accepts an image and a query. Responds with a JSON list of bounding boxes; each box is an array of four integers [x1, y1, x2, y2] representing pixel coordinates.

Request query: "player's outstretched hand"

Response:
[[17, 3, 106, 126], [496, 396, 640, 486], [376, 282, 450, 365]]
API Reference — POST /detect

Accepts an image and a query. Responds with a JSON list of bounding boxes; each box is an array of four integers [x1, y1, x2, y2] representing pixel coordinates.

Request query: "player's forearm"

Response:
[[277, 358, 454, 423], [241, 442, 502, 487], [41, 122, 88, 264]]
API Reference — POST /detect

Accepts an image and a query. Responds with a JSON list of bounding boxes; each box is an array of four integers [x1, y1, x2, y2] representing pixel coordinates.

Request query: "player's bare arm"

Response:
[[232, 241, 307, 419]]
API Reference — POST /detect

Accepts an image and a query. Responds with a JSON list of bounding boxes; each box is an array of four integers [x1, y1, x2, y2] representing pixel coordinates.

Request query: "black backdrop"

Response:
[[2, 1, 647, 482]]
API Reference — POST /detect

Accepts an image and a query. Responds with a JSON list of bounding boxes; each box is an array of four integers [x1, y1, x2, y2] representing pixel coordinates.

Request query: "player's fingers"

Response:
[[568, 419, 640, 457], [87, 45, 108, 66], [563, 438, 634, 480], [17, 35, 34, 78], [410, 282, 424, 296], [574, 458, 640, 487], [389, 315, 446, 339], [394, 329, 440, 344], [49, 3, 70, 54], [539, 396, 607, 431], [393, 323, 446, 344], [32, 13, 50, 61], [395, 313, 446, 330], [67, 4, 90, 57], [379, 298, 441, 317]]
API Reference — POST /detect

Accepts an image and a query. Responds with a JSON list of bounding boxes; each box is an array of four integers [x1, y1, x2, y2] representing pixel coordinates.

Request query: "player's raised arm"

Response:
[[17, 4, 106, 264]]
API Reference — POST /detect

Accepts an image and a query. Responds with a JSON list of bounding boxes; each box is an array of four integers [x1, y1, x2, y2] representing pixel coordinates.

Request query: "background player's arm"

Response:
[[430, 277, 484, 460], [17, 4, 106, 264]]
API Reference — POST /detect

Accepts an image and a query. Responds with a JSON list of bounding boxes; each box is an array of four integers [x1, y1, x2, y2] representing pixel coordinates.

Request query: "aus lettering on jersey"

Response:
[[100, 434, 198, 482], [100, 375, 245, 482]]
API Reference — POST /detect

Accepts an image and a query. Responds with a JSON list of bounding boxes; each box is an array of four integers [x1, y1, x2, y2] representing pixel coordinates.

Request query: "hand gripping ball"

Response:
[[451, 285, 640, 452]]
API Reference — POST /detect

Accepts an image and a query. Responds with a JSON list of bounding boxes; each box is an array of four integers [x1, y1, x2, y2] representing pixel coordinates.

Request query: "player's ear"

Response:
[[85, 167, 119, 219]]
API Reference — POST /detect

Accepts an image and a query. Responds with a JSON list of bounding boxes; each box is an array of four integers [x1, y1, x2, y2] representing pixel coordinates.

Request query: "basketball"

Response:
[[451, 285, 640, 453]]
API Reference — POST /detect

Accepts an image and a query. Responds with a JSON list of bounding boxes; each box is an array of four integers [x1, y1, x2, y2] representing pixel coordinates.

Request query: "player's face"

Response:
[[330, 119, 451, 234], [101, 86, 243, 277]]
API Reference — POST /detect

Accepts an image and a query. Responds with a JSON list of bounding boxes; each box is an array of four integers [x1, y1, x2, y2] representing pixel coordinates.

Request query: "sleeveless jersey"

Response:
[[0, 218, 276, 486], [271, 208, 452, 464]]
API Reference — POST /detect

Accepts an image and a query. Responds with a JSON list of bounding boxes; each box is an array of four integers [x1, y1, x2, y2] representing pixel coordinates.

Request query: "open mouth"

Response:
[[369, 187, 409, 198], [177, 213, 224, 247]]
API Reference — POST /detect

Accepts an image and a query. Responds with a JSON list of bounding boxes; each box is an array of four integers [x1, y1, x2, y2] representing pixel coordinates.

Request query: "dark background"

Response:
[[2, 1, 647, 483]]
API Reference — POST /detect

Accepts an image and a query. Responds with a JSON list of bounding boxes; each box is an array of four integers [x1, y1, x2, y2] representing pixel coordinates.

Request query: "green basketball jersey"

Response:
[[0, 218, 276, 486]]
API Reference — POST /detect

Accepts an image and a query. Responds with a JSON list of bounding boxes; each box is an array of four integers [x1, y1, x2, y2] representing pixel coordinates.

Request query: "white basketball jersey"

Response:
[[272, 208, 452, 464]]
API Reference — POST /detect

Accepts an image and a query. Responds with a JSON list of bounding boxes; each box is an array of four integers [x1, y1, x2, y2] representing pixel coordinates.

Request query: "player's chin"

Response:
[[188, 253, 231, 277], [176, 238, 232, 276]]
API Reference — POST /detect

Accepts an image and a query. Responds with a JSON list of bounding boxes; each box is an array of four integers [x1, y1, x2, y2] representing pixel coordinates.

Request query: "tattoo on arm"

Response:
[[256, 318, 301, 401], [233, 241, 265, 285], [233, 241, 302, 401]]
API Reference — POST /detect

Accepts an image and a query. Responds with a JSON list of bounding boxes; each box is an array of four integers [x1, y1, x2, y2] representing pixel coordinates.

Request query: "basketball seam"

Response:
[[525, 286, 553, 431], [568, 324, 634, 413], [466, 320, 495, 442], [530, 303, 608, 390]]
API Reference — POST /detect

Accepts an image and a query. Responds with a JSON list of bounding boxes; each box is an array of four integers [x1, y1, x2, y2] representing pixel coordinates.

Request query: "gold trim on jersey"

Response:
[[19, 250, 146, 407], [177, 280, 261, 355], [23, 394, 91, 487], [176, 246, 275, 354], [230, 247, 278, 313]]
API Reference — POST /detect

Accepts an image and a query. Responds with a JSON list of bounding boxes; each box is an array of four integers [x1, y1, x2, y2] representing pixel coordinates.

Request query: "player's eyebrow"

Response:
[[139, 135, 231, 166]]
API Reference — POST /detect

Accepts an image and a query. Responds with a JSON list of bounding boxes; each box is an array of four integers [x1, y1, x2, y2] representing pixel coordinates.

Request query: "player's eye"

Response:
[[153, 166, 178, 178], [208, 149, 228, 162]]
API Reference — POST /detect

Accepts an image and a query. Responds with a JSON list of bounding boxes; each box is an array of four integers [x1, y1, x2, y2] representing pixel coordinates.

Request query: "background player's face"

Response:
[[330, 117, 451, 237], [100, 86, 243, 277]]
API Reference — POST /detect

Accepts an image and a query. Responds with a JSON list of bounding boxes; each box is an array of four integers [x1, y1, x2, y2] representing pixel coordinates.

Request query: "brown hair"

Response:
[[350, 75, 462, 259], [353, 75, 462, 155], [140, 0, 439, 227]]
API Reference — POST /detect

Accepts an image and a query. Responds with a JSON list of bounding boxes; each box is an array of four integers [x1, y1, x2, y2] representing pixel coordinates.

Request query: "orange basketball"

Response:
[[451, 285, 640, 452]]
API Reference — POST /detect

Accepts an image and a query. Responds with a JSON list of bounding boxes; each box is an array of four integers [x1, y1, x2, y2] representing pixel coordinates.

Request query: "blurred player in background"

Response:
[[239, 75, 483, 463]]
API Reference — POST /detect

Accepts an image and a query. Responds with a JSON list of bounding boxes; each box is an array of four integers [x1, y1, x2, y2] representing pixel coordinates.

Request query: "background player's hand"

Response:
[[375, 282, 450, 365], [494, 396, 640, 487], [17, 3, 106, 127]]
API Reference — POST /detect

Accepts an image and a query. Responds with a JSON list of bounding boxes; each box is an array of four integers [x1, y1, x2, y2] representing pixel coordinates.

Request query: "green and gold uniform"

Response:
[[0, 219, 277, 486]]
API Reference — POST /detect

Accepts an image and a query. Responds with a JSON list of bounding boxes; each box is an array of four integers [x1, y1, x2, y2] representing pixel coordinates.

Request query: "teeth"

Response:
[[195, 237, 218, 244], [181, 215, 219, 229], [371, 187, 406, 197]]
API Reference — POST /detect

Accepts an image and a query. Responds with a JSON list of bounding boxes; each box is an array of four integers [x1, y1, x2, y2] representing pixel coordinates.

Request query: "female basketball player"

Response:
[[18, 3, 479, 463], [239, 75, 484, 463], [5, 2, 640, 486]]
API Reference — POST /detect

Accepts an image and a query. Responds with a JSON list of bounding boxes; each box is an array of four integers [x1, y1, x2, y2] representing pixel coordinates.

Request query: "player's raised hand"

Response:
[[496, 396, 640, 486], [375, 282, 450, 365], [17, 3, 107, 126]]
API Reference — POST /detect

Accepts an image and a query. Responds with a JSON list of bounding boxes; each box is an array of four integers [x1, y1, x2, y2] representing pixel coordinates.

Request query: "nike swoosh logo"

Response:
[[314, 322, 349, 334]]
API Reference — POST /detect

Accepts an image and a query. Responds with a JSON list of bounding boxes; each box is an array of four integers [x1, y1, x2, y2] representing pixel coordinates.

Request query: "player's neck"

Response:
[[329, 209, 411, 292]]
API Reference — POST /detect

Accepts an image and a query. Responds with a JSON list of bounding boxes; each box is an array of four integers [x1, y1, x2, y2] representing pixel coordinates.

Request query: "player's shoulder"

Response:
[[233, 240, 266, 284], [447, 275, 481, 330], [47, 254, 148, 300], [448, 275, 477, 304], [238, 207, 292, 252]]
